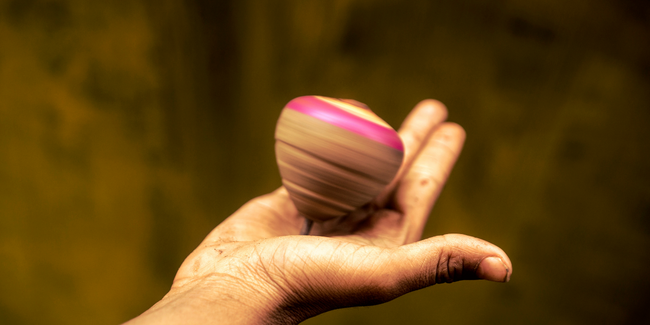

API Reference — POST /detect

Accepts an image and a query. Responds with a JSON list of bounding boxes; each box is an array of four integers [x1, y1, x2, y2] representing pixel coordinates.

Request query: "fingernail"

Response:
[[476, 257, 510, 283]]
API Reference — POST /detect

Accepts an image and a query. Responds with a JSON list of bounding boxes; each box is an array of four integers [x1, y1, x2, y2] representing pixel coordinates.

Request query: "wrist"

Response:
[[125, 274, 299, 325]]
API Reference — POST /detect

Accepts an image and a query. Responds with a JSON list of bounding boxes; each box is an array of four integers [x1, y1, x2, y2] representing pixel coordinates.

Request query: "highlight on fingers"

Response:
[[375, 99, 449, 207], [395, 122, 466, 242], [396, 99, 449, 176]]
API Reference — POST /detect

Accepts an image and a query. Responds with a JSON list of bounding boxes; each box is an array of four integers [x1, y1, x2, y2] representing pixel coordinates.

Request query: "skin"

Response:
[[124, 99, 512, 325]]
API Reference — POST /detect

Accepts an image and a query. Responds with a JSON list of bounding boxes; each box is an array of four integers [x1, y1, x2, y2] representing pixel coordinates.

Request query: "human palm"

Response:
[[128, 100, 511, 325]]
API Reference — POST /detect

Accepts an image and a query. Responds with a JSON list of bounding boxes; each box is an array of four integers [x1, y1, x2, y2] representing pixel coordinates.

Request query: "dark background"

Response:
[[1, 0, 649, 324]]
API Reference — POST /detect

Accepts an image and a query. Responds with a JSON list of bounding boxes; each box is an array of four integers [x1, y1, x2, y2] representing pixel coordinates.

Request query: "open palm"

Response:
[[132, 100, 512, 325]]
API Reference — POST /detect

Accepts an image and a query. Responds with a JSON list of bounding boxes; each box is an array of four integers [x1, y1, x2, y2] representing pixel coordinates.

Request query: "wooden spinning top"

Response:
[[274, 96, 404, 233]]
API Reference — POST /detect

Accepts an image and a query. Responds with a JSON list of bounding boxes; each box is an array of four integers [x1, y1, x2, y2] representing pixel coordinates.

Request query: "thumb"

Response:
[[271, 234, 511, 321], [390, 234, 512, 292]]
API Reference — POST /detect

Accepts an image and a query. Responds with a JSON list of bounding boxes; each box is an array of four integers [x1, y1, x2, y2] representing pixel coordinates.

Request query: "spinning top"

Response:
[[274, 96, 404, 234]]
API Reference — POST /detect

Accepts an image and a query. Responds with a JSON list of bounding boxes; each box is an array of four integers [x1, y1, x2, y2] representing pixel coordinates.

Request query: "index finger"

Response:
[[375, 100, 449, 207]]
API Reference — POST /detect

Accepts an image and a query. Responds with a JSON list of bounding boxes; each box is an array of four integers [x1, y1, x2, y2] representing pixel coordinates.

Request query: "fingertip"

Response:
[[396, 99, 449, 151], [440, 122, 466, 138], [414, 99, 448, 121], [431, 122, 467, 149], [397, 234, 512, 285], [476, 257, 511, 283]]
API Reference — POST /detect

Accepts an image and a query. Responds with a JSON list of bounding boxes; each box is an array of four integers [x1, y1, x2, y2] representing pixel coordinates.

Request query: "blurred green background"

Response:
[[1, 0, 649, 324]]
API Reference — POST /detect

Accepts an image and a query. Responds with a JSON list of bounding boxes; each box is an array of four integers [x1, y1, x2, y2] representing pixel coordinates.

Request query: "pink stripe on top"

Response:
[[286, 96, 404, 151]]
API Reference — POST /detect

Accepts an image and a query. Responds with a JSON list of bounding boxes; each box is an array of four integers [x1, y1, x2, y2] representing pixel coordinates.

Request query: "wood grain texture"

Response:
[[275, 97, 404, 222]]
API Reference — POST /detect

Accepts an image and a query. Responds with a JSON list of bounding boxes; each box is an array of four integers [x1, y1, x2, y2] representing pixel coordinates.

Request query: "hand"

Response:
[[124, 100, 512, 325]]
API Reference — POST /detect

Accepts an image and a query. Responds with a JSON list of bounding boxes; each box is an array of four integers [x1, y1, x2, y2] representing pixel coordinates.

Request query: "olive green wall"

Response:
[[1, 0, 649, 324]]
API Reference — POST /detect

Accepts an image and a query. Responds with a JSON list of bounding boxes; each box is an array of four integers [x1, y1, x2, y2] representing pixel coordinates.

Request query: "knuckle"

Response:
[[405, 169, 444, 190], [402, 131, 425, 148], [434, 245, 465, 284], [417, 172, 442, 188]]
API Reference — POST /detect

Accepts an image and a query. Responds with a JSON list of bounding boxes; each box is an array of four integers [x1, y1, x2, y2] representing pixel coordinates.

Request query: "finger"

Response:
[[203, 187, 303, 243], [395, 122, 466, 243], [286, 234, 511, 312], [316, 100, 450, 238], [390, 234, 512, 289], [375, 100, 448, 207]]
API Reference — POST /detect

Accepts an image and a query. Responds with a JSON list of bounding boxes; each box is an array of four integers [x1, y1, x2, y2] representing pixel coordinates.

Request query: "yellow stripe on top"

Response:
[[316, 96, 392, 129]]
